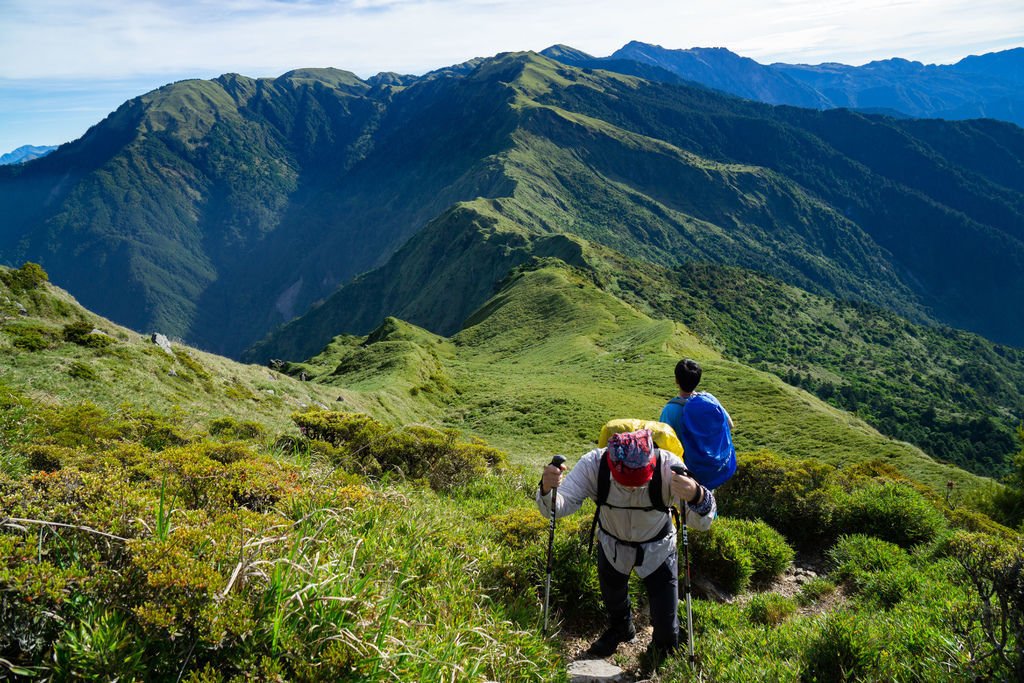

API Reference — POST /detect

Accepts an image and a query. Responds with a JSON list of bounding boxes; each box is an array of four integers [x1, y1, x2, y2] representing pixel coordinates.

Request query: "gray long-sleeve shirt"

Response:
[[536, 448, 717, 577]]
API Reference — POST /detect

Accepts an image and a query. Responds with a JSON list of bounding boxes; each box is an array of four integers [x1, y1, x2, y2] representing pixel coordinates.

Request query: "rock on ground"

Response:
[[568, 658, 625, 682], [151, 333, 174, 356]]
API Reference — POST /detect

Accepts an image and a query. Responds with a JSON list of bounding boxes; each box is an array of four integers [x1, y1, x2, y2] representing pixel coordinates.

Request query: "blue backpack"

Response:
[[668, 393, 736, 489]]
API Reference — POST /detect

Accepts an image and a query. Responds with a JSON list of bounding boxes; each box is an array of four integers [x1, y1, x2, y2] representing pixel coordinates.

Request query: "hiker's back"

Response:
[[660, 392, 736, 489]]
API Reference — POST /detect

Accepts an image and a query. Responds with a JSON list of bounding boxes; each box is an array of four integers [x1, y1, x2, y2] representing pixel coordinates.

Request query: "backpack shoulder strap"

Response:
[[597, 450, 611, 507], [668, 396, 689, 408], [589, 451, 611, 553], [648, 451, 666, 511]]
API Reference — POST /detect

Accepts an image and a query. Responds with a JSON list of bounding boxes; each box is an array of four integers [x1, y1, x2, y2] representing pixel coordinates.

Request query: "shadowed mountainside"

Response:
[[2, 52, 1024, 357]]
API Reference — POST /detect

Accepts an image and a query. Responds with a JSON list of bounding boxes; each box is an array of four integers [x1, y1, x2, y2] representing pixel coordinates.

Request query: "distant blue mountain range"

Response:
[[542, 42, 1024, 128], [0, 145, 57, 165]]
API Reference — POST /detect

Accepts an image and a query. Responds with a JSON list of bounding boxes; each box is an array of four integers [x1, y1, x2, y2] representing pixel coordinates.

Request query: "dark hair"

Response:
[[674, 358, 702, 392]]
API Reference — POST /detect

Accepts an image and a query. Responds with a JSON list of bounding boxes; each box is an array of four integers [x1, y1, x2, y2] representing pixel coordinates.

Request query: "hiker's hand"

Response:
[[671, 471, 699, 503], [541, 463, 566, 495]]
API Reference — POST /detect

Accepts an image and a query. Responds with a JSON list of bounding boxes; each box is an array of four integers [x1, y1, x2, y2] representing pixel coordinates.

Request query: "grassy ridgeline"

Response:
[[291, 263, 987, 495], [0, 265, 358, 433]]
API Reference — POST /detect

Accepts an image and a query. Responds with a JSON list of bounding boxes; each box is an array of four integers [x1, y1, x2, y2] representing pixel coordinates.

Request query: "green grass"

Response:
[[2, 263, 1021, 681], [0, 271, 359, 433]]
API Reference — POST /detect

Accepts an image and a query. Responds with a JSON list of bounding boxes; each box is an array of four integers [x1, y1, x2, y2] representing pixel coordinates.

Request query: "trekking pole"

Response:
[[543, 454, 567, 634], [670, 464, 696, 666]]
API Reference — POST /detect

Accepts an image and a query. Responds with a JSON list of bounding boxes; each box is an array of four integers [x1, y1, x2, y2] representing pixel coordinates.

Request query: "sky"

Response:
[[1, 0, 1022, 153]]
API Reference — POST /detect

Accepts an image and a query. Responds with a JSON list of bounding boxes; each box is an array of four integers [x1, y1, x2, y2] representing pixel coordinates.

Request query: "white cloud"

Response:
[[2, 0, 1021, 82], [0, 0, 1021, 149]]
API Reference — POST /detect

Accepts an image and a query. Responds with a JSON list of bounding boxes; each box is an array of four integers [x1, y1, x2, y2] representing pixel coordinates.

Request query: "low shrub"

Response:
[[746, 592, 797, 626], [203, 441, 254, 465], [67, 360, 98, 380], [733, 518, 796, 584], [838, 481, 947, 548], [691, 517, 793, 594], [718, 450, 840, 548], [945, 531, 1024, 679], [36, 402, 122, 448], [489, 507, 548, 550], [7, 321, 60, 351], [802, 611, 882, 681], [797, 577, 837, 606], [51, 609, 146, 682], [828, 534, 909, 582], [692, 520, 755, 594], [62, 321, 112, 348], [208, 416, 265, 440], [116, 406, 191, 451], [23, 444, 76, 472], [291, 411, 506, 492], [2, 262, 49, 292], [856, 566, 922, 609]]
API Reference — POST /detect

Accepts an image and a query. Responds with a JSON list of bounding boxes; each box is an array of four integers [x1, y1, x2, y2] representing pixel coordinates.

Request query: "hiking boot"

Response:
[[585, 621, 636, 658]]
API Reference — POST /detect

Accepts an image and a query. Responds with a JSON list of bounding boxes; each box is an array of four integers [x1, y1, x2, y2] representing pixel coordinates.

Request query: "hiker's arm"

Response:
[[683, 486, 716, 531], [536, 451, 599, 519], [666, 456, 717, 531]]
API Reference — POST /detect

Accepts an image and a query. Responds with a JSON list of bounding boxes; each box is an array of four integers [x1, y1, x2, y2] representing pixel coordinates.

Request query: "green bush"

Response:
[[856, 566, 922, 609], [291, 411, 506, 492], [116, 406, 190, 451], [733, 518, 796, 584], [7, 321, 60, 351], [208, 416, 265, 440], [839, 481, 947, 547], [692, 520, 755, 594], [945, 531, 1024, 679], [3, 262, 49, 292], [62, 321, 112, 348], [37, 402, 122, 448], [802, 611, 882, 682], [489, 507, 548, 550], [691, 517, 793, 594], [67, 360, 98, 381], [746, 592, 797, 626], [51, 610, 146, 682], [202, 441, 254, 465], [797, 577, 837, 606], [828, 534, 909, 581], [24, 444, 76, 472], [719, 450, 840, 548]]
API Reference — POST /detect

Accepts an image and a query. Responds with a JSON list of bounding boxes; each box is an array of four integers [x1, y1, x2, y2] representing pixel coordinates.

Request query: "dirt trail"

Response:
[[556, 556, 842, 682]]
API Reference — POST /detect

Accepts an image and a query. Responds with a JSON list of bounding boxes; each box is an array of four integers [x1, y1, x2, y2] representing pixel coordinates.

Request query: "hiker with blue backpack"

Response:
[[660, 358, 737, 491], [538, 427, 717, 661]]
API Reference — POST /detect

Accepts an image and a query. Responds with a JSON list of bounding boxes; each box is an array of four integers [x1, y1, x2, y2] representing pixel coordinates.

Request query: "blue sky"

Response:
[[1, 0, 1022, 153]]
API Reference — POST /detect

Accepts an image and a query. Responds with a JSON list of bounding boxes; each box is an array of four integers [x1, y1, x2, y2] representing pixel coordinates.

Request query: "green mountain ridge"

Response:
[[249, 193, 1024, 476], [276, 259, 987, 495], [3, 51, 1024, 359]]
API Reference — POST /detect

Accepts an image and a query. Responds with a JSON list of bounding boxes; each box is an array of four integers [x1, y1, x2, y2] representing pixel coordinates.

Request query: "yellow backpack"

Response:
[[598, 418, 683, 457]]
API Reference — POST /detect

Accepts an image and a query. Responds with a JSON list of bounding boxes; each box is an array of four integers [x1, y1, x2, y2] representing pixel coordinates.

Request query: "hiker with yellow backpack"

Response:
[[537, 422, 717, 661]]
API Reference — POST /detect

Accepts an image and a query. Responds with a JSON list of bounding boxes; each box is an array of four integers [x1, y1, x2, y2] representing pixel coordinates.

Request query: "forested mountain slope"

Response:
[[2, 53, 1024, 357]]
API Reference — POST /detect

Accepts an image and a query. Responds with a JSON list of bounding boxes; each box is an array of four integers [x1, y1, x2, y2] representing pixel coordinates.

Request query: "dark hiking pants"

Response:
[[597, 544, 679, 650]]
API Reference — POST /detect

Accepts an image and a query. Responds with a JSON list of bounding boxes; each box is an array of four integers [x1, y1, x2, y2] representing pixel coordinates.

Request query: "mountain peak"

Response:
[[275, 67, 369, 92], [539, 44, 595, 63], [0, 144, 57, 165]]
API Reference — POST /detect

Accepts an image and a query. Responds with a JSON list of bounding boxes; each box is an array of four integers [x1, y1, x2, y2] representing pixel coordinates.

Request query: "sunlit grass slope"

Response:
[[291, 262, 986, 494], [0, 267, 358, 432]]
